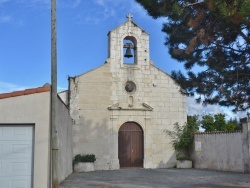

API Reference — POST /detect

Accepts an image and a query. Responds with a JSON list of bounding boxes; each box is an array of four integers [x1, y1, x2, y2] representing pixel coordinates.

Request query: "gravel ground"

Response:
[[59, 168, 250, 188]]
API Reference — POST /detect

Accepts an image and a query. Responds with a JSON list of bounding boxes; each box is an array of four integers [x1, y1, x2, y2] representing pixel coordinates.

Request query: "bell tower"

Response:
[[107, 14, 150, 68]]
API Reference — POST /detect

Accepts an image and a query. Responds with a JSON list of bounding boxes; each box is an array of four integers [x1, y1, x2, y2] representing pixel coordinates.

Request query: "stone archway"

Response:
[[118, 122, 144, 168], [123, 36, 137, 64]]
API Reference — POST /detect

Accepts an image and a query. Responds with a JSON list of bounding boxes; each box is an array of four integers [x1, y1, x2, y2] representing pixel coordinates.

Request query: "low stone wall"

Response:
[[193, 131, 243, 172], [192, 118, 250, 173]]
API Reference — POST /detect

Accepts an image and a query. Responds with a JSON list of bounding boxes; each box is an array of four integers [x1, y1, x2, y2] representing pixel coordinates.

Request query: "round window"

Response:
[[125, 81, 136, 93]]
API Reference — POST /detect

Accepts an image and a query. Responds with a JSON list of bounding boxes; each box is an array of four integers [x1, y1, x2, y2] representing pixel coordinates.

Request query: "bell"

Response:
[[124, 48, 133, 58]]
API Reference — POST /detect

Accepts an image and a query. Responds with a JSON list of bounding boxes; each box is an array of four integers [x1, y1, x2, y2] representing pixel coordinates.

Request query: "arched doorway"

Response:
[[118, 122, 144, 168]]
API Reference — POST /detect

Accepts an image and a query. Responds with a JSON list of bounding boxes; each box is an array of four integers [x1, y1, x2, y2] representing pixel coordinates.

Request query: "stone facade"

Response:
[[68, 15, 187, 170]]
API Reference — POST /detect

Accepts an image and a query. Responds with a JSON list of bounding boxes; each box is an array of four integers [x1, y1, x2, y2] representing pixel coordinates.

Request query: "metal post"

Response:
[[51, 0, 58, 187]]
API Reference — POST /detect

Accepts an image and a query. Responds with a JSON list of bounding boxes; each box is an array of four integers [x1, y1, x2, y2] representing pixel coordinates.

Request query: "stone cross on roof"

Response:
[[126, 13, 133, 21]]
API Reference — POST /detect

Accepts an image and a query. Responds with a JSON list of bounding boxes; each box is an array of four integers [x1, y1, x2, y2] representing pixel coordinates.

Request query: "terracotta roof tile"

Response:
[[0, 84, 51, 99], [37, 87, 50, 93], [0, 93, 12, 99], [12, 91, 25, 97], [24, 88, 37, 95], [194, 130, 242, 135]]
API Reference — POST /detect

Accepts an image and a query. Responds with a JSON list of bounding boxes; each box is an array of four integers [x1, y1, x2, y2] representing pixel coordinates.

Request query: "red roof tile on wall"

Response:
[[0, 86, 51, 99], [194, 130, 242, 134]]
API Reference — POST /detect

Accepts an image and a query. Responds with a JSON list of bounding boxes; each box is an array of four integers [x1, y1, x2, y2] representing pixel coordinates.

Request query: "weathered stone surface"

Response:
[[68, 16, 187, 170]]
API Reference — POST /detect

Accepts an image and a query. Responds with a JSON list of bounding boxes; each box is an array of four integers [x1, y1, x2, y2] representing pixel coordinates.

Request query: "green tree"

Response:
[[187, 115, 200, 130], [201, 114, 215, 131], [201, 113, 241, 131], [214, 113, 228, 131], [227, 117, 242, 130], [240, 0, 250, 16], [136, 0, 250, 112], [164, 115, 199, 159]]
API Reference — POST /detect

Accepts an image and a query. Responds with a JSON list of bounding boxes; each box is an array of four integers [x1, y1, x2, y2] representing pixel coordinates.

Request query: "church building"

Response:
[[66, 14, 187, 170]]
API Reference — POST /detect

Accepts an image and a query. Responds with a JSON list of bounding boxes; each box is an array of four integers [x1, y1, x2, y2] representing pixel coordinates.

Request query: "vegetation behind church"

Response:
[[136, 0, 250, 112], [201, 113, 241, 131], [165, 114, 241, 159]]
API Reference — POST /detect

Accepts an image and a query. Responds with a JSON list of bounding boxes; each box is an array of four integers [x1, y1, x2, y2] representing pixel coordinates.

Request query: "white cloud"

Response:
[[26, 0, 50, 6], [130, 2, 148, 19], [58, 0, 82, 9], [187, 96, 223, 116], [0, 0, 9, 5], [58, 86, 67, 92], [71, 0, 81, 8], [15, 0, 50, 9], [1, 0, 80, 9], [0, 0, 9, 4], [74, 0, 146, 25], [93, 0, 118, 20], [0, 11, 25, 26], [0, 81, 68, 94], [95, 0, 105, 6], [187, 96, 247, 119], [0, 13, 11, 23], [0, 81, 30, 93]]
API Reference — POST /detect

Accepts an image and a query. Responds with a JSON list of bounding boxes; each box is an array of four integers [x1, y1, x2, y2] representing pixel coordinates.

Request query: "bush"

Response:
[[164, 115, 199, 160], [73, 154, 96, 165]]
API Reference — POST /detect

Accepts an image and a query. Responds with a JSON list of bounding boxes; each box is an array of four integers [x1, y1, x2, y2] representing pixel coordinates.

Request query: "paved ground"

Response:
[[59, 168, 250, 188]]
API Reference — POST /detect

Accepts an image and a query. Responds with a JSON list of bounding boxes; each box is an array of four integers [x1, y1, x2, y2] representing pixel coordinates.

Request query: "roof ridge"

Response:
[[0, 85, 51, 99]]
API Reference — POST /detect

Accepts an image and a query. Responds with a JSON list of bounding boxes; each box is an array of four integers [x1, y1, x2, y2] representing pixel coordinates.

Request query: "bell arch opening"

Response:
[[123, 36, 137, 64]]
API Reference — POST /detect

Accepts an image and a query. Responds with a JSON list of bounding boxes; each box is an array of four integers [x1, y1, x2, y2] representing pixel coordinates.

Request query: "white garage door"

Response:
[[0, 125, 34, 188]]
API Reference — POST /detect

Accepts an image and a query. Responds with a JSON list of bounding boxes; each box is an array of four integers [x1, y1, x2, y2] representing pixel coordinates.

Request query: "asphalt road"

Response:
[[59, 168, 250, 188]]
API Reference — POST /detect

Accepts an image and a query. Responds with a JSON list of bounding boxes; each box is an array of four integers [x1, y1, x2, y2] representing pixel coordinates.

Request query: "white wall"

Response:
[[58, 91, 68, 106], [0, 91, 73, 187], [193, 131, 244, 172], [57, 97, 73, 183], [0, 92, 51, 188]]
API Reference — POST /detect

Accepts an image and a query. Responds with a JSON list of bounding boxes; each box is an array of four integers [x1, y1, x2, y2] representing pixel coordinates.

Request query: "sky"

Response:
[[0, 0, 246, 119]]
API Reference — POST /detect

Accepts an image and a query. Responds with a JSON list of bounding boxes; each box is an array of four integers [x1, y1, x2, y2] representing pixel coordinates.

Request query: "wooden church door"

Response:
[[118, 122, 144, 168]]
